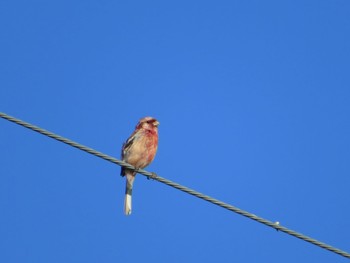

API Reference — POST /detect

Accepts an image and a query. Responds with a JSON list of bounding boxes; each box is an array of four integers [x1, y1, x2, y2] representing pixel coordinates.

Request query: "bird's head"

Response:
[[136, 117, 159, 131]]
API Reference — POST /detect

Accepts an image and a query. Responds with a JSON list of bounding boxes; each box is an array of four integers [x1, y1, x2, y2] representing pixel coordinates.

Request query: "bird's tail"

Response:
[[124, 173, 135, 215]]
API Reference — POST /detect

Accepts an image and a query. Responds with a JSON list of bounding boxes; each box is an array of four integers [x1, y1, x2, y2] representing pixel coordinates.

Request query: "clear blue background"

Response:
[[1, 1, 349, 262]]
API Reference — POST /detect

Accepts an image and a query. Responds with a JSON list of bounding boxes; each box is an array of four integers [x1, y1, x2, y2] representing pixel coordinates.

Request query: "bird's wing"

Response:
[[120, 131, 138, 176]]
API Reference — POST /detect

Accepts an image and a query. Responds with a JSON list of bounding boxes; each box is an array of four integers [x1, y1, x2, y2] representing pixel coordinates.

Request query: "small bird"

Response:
[[121, 117, 159, 215]]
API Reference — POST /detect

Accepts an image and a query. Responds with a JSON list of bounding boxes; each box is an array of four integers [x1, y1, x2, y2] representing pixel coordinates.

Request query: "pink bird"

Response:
[[121, 117, 159, 215]]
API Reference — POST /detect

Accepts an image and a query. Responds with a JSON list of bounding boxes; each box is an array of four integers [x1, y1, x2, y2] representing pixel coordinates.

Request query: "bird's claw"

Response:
[[147, 172, 157, 180]]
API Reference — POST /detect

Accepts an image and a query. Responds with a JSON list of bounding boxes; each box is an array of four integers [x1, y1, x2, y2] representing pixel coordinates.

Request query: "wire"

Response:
[[1, 111, 349, 259]]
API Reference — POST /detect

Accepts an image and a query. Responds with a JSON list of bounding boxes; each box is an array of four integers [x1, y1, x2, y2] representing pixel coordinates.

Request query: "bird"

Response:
[[120, 117, 159, 215]]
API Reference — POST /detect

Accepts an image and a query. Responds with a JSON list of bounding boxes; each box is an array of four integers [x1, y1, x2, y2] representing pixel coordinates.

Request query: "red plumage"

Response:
[[120, 117, 159, 215]]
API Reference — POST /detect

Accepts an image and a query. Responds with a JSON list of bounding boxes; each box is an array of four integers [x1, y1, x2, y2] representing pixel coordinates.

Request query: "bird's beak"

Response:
[[154, 121, 160, 127]]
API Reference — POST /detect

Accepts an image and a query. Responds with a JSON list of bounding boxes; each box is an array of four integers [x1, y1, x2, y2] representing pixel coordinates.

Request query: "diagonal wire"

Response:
[[1, 111, 349, 259]]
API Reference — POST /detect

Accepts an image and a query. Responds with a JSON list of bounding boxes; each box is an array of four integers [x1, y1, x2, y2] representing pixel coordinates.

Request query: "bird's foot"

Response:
[[147, 172, 158, 180]]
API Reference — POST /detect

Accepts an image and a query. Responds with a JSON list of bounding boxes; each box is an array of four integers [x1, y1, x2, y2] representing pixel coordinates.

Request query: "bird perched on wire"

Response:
[[120, 117, 159, 215]]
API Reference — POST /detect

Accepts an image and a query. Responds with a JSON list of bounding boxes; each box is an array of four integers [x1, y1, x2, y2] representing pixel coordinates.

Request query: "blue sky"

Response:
[[1, 1, 350, 262]]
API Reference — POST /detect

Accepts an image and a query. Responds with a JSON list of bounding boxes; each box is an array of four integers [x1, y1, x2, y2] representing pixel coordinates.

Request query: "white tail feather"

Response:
[[124, 172, 135, 216], [124, 194, 132, 215]]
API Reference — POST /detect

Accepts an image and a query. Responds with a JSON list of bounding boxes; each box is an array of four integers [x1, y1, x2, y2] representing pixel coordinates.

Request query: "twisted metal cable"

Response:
[[1, 111, 349, 259]]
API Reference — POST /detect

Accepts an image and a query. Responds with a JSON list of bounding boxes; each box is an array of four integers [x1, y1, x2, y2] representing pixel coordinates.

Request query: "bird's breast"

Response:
[[124, 132, 158, 169]]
